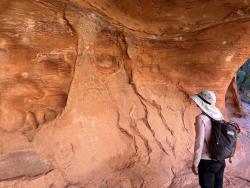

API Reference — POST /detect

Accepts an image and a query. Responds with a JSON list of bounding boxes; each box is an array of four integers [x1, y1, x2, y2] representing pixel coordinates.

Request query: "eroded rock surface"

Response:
[[0, 0, 77, 135], [0, 0, 249, 187], [225, 77, 244, 117], [0, 151, 53, 181]]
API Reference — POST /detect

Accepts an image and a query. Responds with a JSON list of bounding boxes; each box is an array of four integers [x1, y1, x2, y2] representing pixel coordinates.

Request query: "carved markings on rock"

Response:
[[0, 151, 53, 181]]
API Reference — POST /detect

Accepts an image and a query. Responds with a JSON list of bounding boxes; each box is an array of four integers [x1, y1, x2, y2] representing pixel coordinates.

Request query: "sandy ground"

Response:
[[225, 102, 250, 188]]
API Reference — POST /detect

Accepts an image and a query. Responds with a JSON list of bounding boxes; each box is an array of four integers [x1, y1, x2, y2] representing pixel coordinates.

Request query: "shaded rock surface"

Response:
[[0, 0, 249, 187], [225, 77, 244, 117], [0, 151, 53, 181]]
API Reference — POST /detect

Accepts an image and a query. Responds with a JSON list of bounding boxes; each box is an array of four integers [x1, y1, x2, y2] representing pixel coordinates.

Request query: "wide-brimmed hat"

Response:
[[191, 90, 223, 121]]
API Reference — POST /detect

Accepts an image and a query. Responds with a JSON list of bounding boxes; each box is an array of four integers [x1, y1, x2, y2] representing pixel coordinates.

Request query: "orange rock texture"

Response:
[[0, 0, 250, 187]]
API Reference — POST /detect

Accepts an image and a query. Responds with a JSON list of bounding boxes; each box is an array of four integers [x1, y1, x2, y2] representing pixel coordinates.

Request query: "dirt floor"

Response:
[[225, 102, 250, 188]]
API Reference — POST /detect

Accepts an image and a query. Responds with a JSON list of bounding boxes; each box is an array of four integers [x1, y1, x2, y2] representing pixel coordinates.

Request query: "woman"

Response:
[[191, 90, 225, 188]]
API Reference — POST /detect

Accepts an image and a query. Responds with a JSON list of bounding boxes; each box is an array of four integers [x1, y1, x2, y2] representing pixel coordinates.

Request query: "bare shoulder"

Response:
[[196, 114, 210, 122]]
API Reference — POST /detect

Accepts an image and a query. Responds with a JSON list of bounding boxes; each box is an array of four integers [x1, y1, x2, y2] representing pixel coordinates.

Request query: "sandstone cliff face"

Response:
[[225, 77, 244, 117], [0, 0, 77, 137], [0, 0, 249, 187]]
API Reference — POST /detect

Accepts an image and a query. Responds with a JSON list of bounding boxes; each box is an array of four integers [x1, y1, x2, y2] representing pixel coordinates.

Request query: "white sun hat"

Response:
[[191, 90, 224, 121]]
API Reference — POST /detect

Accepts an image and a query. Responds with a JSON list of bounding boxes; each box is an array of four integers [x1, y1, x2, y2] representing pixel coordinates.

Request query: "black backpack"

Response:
[[207, 117, 240, 162]]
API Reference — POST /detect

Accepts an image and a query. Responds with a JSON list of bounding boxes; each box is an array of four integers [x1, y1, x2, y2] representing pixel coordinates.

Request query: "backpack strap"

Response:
[[232, 122, 241, 133]]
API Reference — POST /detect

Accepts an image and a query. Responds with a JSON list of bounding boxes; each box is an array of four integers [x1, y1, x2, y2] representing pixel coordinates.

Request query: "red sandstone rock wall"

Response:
[[0, 0, 250, 187], [225, 76, 245, 117]]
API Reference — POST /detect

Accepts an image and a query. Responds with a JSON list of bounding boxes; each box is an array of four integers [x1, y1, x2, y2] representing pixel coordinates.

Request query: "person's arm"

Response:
[[192, 115, 205, 174]]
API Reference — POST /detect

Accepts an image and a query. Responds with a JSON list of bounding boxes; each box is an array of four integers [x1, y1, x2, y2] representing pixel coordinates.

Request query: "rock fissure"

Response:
[[115, 111, 139, 164], [234, 176, 250, 183], [119, 31, 172, 156], [65, 182, 84, 188], [181, 106, 189, 133], [63, 2, 77, 35], [129, 80, 176, 157], [150, 100, 174, 136], [140, 101, 169, 155], [105, 83, 139, 160], [116, 112, 134, 140], [129, 80, 172, 157], [129, 108, 152, 164], [193, 15, 250, 33], [168, 168, 177, 188]]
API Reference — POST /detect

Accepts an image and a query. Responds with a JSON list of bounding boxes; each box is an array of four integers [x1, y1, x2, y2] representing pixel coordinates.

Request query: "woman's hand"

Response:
[[192, 164, 198, 175]]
